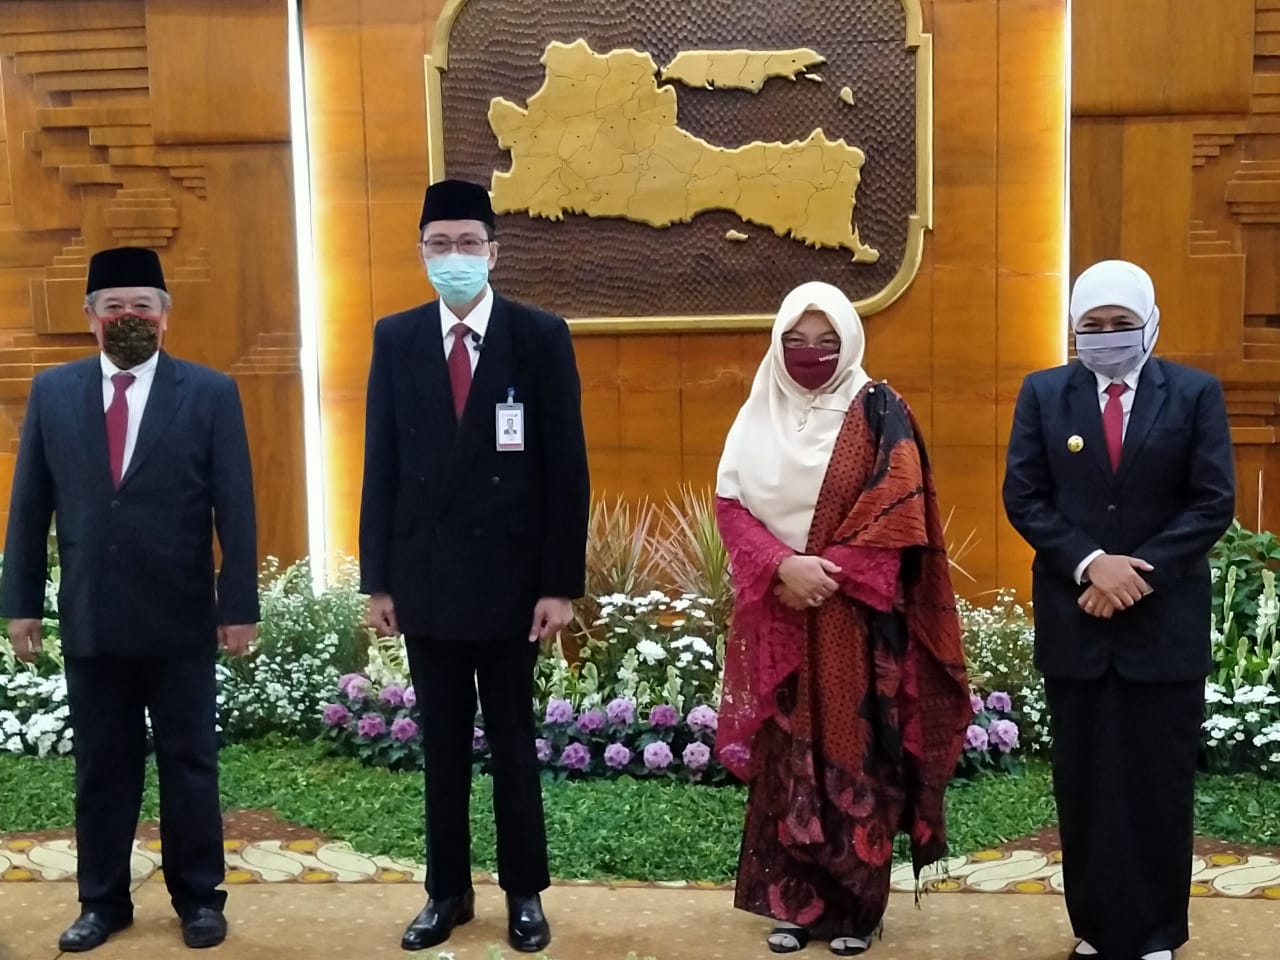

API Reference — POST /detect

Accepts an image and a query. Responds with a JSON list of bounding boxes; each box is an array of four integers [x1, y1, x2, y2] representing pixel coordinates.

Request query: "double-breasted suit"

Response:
[[0, 352, 259, 922], [1004, 356, 1235, 958], [359, 292, 589, 897]]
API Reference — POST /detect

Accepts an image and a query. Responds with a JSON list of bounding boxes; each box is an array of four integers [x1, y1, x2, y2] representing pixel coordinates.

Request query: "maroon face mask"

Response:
[[783, 346, 840, 391]]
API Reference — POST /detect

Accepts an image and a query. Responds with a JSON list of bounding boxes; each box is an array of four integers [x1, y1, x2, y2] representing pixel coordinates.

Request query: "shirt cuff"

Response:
[[1075, 549, 1105, 585]]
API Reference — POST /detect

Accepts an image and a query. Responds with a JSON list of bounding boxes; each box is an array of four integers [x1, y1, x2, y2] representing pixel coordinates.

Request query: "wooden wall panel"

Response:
[[1072, 0, 1280, 533], [305, 0, 1069, 597], [145, 0, 290, 144], [0, 0, 306, 568], [1072, 0, 1256, 117]]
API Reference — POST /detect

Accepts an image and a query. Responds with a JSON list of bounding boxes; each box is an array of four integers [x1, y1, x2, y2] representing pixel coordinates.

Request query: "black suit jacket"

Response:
[[1002, 358, 1235, 681], [0, 353, 260, 657], [358, 294, 590, 643]]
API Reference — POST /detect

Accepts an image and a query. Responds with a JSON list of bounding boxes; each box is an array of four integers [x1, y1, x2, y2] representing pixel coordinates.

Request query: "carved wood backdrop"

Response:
[[304, 0, 1069, 597], [0, 0, 1073, 598], [0, 0, 306, 566], [1071, 0, 1280, 534]]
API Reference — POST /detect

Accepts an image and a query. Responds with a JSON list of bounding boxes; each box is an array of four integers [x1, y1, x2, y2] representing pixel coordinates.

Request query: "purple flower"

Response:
[[358, 714, 387, 738], [603, 743, 632, 769], [577, 709, 605, 734], [390, 717, 417, 742], [345, 676, 372, 701], [338, 673, 365, 696], [321, 703, 350, 727], [964, 724, 989, 751], [644, 741, 674, 770], [682, 741, 712, 772], [379, 683, 406, 707], [544, 698, 575, 725], [560, 742, 591, 771], [535, 738, 552, 763], [969, 693, 984, 715], [403, 686, 417, 709], [648, 705, 679, 729], [686, 705, 719, 733], [605, 697, 636, 726], [472, 726, 487, 752], [989, 719, 1020, 753], [986, 691, 1013, 714]]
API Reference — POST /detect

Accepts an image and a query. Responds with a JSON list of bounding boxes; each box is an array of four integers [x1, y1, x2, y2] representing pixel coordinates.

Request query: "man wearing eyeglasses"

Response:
[[358, 179, 590, 953]]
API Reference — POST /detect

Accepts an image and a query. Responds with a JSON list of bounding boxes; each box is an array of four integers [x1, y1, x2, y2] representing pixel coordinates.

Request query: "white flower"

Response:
[[635, 640, 667, 665], [2, 736, 22, 754]]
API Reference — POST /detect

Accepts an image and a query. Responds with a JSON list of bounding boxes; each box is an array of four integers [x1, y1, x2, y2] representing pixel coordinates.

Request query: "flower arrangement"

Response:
[[956, 590, 1050, 753], [0, 672, 71, 757], [955, 689, 1023, 778], [1203, 681, 1280, 775], [321, 674, 730, 783], [215, 556, 369, 741]]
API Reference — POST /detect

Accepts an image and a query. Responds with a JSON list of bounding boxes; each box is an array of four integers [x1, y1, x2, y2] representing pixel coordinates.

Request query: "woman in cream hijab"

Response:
[[714, 282, 969, 956]]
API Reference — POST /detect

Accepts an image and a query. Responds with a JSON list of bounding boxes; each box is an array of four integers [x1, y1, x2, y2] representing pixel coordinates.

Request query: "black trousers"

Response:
[[1045, 670, 1203, 958], [64, 655, 226, 922], [405, 636, 548, 898]]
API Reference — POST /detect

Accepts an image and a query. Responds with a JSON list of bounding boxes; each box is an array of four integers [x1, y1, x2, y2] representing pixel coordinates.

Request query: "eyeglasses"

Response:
[[421, 236, 490, 256]]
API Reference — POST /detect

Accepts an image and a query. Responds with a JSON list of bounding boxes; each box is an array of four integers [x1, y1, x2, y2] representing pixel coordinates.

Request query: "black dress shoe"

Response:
[[506, 893, 551, 953], [181, 907, 228, 949], [401, 890, 475, 951], [58, 912, 132, 952]]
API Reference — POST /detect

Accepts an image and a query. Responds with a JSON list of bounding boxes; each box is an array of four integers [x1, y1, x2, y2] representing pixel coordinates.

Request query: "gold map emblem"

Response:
[[488, 40, 879, 263]]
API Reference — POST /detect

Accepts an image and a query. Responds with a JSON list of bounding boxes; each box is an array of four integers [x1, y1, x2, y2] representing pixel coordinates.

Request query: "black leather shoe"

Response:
[[1068, 950, 1106, 960], [401, 890, 475, 951], [58, 912, 132, 952], [181, 907, 228, 949], [506, 893, 550, 953]]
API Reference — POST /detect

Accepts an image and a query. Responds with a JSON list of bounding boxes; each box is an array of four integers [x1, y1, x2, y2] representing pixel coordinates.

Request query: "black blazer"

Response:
[[1002, 358, 1235, 681], [358, 294, 590, 643], [0, 353, 260, 657]]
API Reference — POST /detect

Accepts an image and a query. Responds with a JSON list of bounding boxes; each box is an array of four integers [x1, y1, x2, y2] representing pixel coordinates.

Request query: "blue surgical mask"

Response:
[[426, 253, 489, 307]]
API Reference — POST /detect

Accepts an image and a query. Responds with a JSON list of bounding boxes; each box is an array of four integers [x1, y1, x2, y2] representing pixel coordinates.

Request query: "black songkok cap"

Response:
[[86, 247, 167, 295], [418, 179, 495, 230]]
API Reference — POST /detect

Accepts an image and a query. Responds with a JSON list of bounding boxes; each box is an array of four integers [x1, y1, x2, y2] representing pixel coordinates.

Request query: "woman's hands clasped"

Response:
[[774, 554, 843, 611]]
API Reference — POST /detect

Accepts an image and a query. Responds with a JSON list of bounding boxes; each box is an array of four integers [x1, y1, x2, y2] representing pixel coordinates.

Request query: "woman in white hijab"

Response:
[[714, 282, 970, 956]]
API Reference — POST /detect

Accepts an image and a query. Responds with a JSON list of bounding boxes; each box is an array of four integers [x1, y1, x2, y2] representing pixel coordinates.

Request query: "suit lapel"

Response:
[[1115, 357, 1168, 486], [1065, 361, 1114, 485], [437, 296, 512, 513], [119, 352, 185, 490], [79, 359, 113, 489]]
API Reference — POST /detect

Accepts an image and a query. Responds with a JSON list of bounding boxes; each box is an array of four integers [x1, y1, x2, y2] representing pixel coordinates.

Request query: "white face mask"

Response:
[[1075, 312, 1159, 380]]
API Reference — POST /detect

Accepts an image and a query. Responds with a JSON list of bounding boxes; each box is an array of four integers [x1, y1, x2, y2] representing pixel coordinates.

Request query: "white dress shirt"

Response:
[[1074, 363, 1147, 584], [100, 350, 159, 476], [439, 286, 493, 374]]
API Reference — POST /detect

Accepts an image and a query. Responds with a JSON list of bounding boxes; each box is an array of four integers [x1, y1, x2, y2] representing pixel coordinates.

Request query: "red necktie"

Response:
[[105, 372, 135, 487], [1103, 382, 1128, 471], [447, 322, 472, 419]]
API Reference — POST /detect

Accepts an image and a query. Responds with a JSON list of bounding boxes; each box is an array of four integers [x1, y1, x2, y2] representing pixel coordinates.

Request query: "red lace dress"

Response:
[[715, 383, 969, 938]]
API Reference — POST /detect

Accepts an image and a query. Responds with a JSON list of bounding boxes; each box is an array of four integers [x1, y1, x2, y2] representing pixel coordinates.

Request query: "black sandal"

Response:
[[768, 926, 811, 953]]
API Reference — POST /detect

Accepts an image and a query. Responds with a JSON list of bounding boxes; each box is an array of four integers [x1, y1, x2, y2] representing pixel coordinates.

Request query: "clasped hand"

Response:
[[1078, 553, 1154, 619], [774, 554, 843, 611]]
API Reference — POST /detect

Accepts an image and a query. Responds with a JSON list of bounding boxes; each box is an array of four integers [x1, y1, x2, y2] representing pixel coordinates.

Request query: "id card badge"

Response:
[[496, 388, 525, 452]]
